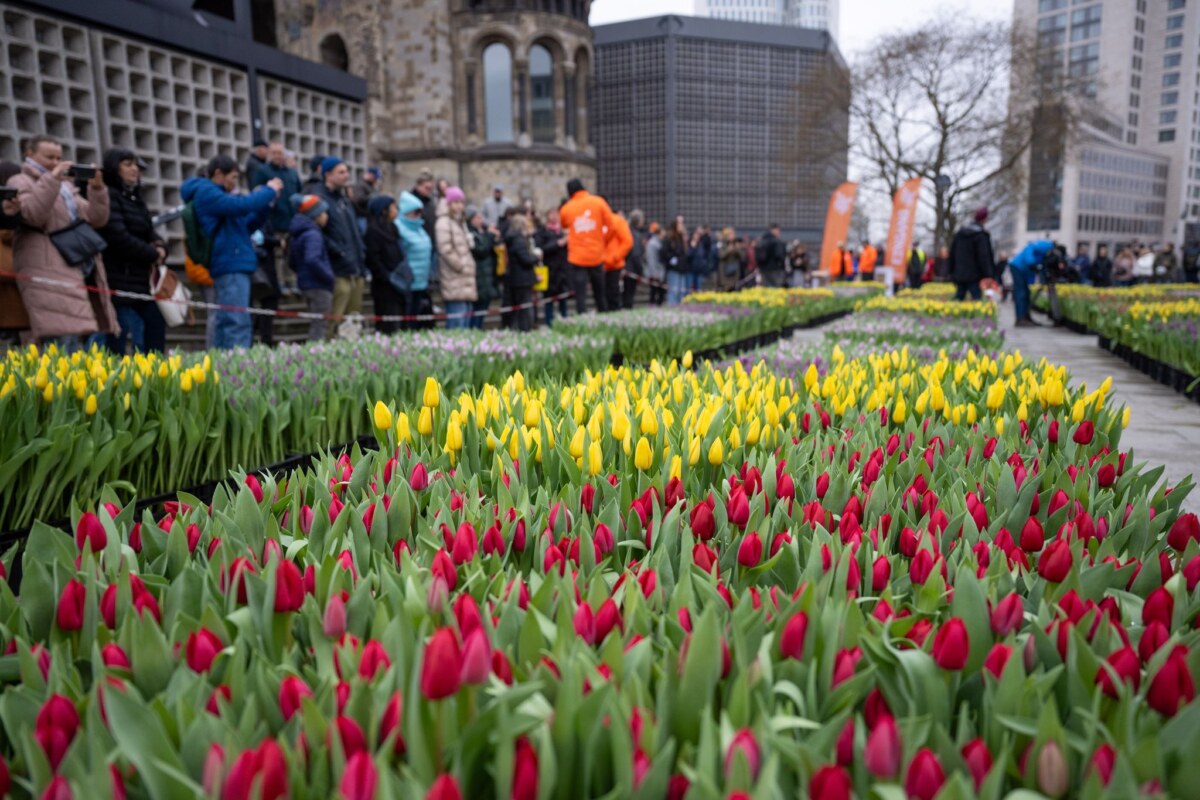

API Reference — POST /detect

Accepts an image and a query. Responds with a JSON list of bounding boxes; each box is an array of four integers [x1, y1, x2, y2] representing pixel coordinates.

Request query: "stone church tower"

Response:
[[270, 0, 596, 211]]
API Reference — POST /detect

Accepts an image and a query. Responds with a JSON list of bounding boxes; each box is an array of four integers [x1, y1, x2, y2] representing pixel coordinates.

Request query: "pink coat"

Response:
[[8, 165, 117, 341]]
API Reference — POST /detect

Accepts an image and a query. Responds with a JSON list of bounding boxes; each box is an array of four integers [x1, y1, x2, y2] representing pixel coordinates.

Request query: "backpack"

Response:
[[181, 201, 215, 286]]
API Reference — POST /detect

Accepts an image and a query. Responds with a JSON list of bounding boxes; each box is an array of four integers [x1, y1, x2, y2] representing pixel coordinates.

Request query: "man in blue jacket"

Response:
[[181, 154, 282, 349], [1008, 239, 1054, 328]]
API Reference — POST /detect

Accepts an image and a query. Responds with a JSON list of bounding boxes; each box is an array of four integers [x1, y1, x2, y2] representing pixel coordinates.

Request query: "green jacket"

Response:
[[470, 225, 498, 304]]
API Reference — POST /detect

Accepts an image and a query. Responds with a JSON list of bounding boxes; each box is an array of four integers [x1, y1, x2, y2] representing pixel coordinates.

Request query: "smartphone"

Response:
[[68, 166, 97, 181], [0, 186, 17, 201]]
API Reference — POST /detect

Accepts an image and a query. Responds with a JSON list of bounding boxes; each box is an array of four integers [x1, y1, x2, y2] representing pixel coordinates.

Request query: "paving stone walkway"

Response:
[[1000, 301, 1200, 512]]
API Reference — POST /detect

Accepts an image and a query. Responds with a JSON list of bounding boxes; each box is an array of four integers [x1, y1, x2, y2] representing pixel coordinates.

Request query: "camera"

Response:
[[0, 186, 17, 201], [68, 166, 97, 181]]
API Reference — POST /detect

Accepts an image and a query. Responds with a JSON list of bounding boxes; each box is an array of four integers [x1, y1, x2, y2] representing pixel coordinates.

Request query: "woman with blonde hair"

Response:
[[1113, 247, 1136, 287]]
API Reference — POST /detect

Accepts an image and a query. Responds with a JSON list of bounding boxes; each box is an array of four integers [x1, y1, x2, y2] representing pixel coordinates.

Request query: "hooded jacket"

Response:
[[313, 182, 366, 279], [1009, 240, 1054, 273], [559, 190, 615, 267], [288, 213, 335, 291], [503, 223, 538, 290], [948, 223, 995, 284], [180, 176, 275, 278], [397, 191, 432, 291], [603, 214, 634, 272], [435, 199, 477, 302], [99, 149, 162, 302]]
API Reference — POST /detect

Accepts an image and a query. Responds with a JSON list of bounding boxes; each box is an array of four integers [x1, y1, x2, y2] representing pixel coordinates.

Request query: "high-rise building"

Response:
[[592, 15, 848, 240], [694, 0, 839, 36], [1012, 0, 1198, 254]]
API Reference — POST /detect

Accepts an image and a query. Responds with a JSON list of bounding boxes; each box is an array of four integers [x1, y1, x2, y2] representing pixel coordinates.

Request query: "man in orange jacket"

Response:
[[828, 242, 853, 281], [602, 211, 633, 312], [858, 240, 878, 282], [559, 178, 615, 313]]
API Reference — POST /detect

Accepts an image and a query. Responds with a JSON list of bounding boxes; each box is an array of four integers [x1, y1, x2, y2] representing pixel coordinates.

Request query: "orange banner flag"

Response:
[[884, 178, 923, 272], [819, 182, 858, 277]]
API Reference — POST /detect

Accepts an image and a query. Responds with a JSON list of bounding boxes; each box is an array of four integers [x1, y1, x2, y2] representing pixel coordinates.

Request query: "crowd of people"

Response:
[[6, 135, 1200, 352]]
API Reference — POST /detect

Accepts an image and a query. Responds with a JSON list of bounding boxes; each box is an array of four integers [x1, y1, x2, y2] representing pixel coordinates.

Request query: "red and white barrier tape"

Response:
[[0, 270, 574, 324]]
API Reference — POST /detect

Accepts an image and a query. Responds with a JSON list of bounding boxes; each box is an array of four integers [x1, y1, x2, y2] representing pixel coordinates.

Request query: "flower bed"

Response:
[[0, 331, 611, 531], [824, 310, 1005, 353], [3, 353, 1198, 799], [686, 287, 872, 332], [551, 306, 757, 364]]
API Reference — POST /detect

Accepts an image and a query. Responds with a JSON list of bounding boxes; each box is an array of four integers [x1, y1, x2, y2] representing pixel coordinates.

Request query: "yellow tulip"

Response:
[[707, 437, 724, 465], [804, 363, 819, 393], [423, 377, 440, 408], [523, 399, 541, 428], [587, 440, 603, 476], [634, 436, 654, 471], [995, 416, 1005, 435], [180, 372, 193, 393], [892, 393, 907, 424], [123, 392, 131, 410], [418, 406, 433, 436], [395, 412, 412, 443], [688, 436, 701, 466], [42, 383, 53, 403], [985, 379, 1005, 411], [639, 407, 658, 436], [570, 427, 586, 459], [669, 454, 682, 481], [34, 366, 48, 389], [445, 417, 463, 452], [611, 411, 630, 441], [373, 401, 393, 432], [84, 394, 97, 416], [682, 350, 694, 369], [1122, 407, 1131, 428]]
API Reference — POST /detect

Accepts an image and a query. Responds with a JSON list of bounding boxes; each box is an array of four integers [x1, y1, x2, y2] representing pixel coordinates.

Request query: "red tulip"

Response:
[[990, 593, 1024, 636], [724, 728, 761, 780], [692, 542, 718, 573], [835, 718, 854, 766], [1168, 513, 1200, 551], [35, 694, 79, 771], [334, 716, 367, 758], [727, 489, 750, 529], [1184, 555, 1200, 592], [690, 501, 715, 541], [323, 594, 347, 638], [244, 474, 264, 502], [573, 601, 595, 644], [426, 775, 462, 800], [1037, 539, 1073, 583], [278, 675, 312, 721], [931, 617, 969, 670], [1097, 463, 1116, 488], [40, 776, 72, 800], [222, 739, 288, 800], [55, 579, 86, 632], [207, 685, 231, 715], [460, 629, 492, 684], [779, 612, 808, 660], [864, 714, 901, 778], [512, 738, 539, 800], [359, 640, 392, 681], [737, 532, 763, 568], [832, 647, 861, 687], [379, 693, 406, 756], [961, 738, 993, 790], [340, 752, 378, 800], [1048, 419, 1060, 443], [420, 628, 462, 700], [1139, 620, 1170, 662], [75, 512, 107, 553], [809, 765, 851, 800], [273, 560, 305, 613], [816, 471, 830, 499], [185, 628, 223, 672], [101, 643, 131, 670], [983, 643, 1012, 679], [904, 748, 946, 800], [1073, 421, 1094, 445], [1096, 646, 1140, 698], [910, 550, 935, 585], [872, 556, 891, 591], [409, 462, 429, 491], [452, 594, 483, 639], [1142, 587, 1174, 628], [1019, 517, 1045, 553], [594, 599, 622, 644], [1088, 743, 1116, 786], [1147, 647, 1196, 717], [543, 544, 566, 576]]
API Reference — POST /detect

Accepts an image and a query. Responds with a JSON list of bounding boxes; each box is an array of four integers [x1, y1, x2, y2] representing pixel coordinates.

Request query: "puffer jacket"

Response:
[[288, 213, 335, 291], [397, 191, 432, 292], [99, 157, 162, 302], [435, 199, 476, 302], [503, 226, 538, 290], [314, 183, 366, 279], [469, 224, 498, 305], [180, 177, 275, 278]]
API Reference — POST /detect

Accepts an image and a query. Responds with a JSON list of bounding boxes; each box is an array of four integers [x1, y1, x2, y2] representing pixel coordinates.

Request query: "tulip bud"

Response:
[[724, 729, 761, 781], [689, 501, 715, 541], [904, 748, 946, 800], [779, 612, 808, 661], [341, 752, 378, 800], [75, 512, 107, 553], [1088, 744, 1116, 786], [872, 556, 891, 592], [1037, 539, 1073, 583], [359, 640, 392, 681], [1073, 420, 1094, 445], [1147, 647, 1197, 717], [273, 560, 305, 613], [864, 714, 901, 778], [426, 775, 463, 800], [323, 594, 348, 639], [990, 593, 1024, 636], [1168, 512, 1200, 551], [420, 628, 463, 700], [512, 738, 539, 800], [809, 765, 851, 800], [185, 628, 223, 673], [1036, 741, 1069, 798], [202, 743, 225, 796], [278, 675, 312, 721], [983, 643, 1012, 679], [101, 643, 131, 670], [931, 617, 969, 670], [737, 531, 763, 568], [459, 629, 492, 684], [56, 579, 87, 632]]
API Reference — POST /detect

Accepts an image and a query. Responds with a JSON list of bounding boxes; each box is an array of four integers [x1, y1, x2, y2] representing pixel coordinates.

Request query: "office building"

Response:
[[592, 15, 848, 241], [1013, 0, 1198, 253], [694, 0, 839, 37]]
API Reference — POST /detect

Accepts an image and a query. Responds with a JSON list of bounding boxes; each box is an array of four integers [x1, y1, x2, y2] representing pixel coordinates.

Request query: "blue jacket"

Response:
[[287, 214, 335, 291], [397, 191, 432, 291], [181, 177, 276, 278], [1010, 240, 1054, 273]]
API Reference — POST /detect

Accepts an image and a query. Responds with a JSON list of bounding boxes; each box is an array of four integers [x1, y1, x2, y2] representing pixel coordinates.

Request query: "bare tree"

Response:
[[849, 14, 1080, 253]]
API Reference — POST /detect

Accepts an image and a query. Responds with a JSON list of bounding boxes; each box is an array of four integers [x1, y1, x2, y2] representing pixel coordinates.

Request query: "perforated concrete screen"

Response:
[[259, 76, 366, 168], [0, 2, 365, 258]]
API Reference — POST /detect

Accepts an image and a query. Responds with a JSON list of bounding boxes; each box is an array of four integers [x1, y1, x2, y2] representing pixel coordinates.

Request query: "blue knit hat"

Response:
[[368, 195, 396, 218], [320, 156, 345, 175]]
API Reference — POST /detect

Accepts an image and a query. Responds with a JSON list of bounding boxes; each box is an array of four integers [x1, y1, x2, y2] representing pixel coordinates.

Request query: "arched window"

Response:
[[530, 45, 554, 144], [319, 34, 349, 71], [483, 43, 514, 143]]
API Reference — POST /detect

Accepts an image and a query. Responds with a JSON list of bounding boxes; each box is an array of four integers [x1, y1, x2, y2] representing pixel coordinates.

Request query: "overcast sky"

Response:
[[589, 0, 1010, 58]]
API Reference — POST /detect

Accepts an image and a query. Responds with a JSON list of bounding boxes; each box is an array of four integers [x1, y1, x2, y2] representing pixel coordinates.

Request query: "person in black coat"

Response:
[[98, 148, 167, 353], [503, 213, 539, 332], [364, 195, 410, 335], [534, 210, 570, 326], [948, 207, 996, 301], [1091, 244, 1113, 288]]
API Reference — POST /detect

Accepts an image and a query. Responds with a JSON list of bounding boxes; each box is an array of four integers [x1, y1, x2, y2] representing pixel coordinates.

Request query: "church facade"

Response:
[[271, 0, 597, 210]]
